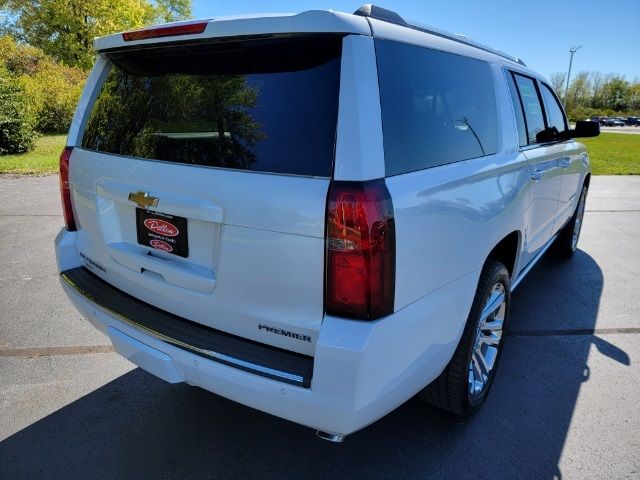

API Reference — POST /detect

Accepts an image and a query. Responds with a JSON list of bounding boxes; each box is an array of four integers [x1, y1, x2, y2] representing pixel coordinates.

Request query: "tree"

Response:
[[0, 35, 84, 132], [590, 72, 604, 109], [545, 70, 640, 120], [602, 76, 629, 111], [549, 72, 565, 98], [628, 82, 640, 111], [565, 71, 591, 113], [0, 0, 191, 69], [0, 65, 37, 153]]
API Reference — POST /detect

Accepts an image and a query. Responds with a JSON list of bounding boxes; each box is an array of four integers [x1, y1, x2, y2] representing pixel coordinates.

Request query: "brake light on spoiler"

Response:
[[122, 21, 208, 41]]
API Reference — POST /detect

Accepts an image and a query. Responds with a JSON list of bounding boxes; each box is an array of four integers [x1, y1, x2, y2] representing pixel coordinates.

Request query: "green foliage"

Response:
[[0, 65, 37, 154], [549, 70, 640, 120], [581, 133, 640, 175], [0, 133, 64, 173], [1, 0, 192, 69], [0, 35, 85, 133]]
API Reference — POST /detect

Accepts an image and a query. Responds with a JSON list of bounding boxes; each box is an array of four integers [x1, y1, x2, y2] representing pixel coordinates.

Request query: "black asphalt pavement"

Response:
[[1, 175, 639, 479]]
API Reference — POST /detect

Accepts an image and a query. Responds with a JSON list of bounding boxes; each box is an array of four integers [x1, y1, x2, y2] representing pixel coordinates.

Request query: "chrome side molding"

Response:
[[511, 233, 558, 292], [316, 431, 346, 443]]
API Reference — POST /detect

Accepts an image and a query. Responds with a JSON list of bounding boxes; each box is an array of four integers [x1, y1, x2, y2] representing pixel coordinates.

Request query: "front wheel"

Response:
[[552, 184, 588, 259], [419, 260, 510, 415]]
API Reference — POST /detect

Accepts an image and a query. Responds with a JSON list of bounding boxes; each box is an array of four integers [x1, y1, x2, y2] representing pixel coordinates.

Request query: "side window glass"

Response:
[[540, 83, 567, 134], [375, 39, 499, 176], [513, 74, 545, 144], [506, 72, 527, 147]]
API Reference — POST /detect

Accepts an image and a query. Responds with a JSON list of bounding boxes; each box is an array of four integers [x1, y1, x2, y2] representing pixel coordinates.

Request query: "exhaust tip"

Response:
[[316, 430, 345, 443]]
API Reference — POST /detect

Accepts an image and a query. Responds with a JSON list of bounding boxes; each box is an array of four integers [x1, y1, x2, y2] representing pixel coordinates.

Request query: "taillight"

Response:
[[59, 146, 76, 231], [122, 22, 208, 41], [325, 179, 395, 320]]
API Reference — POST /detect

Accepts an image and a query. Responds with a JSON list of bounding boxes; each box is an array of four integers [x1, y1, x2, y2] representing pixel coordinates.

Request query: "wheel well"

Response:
[[584, 173, 591, 188], [487, 231, 520, 278]]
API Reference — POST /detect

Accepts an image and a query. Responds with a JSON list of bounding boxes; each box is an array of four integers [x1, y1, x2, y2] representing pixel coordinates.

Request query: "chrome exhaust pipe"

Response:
[[316, 430, 345, 443]]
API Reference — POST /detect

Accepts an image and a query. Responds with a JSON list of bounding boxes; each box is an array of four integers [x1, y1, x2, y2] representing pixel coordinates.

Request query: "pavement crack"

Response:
[[0, 214, 60, 217], [509, 327, 640, 337]]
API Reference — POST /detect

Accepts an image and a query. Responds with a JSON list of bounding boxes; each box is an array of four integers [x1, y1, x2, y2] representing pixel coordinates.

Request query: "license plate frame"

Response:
[[136, 208, 189, 258]]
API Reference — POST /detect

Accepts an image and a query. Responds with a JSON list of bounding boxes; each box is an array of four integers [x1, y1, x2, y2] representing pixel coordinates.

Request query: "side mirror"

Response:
[[536, 127, 559, 143], [560, 120, 600, 140]]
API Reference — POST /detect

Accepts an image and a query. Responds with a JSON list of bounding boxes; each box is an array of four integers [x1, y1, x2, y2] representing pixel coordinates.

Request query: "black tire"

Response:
[[419, 260, 510, 416], [552, 184, 588, 259]]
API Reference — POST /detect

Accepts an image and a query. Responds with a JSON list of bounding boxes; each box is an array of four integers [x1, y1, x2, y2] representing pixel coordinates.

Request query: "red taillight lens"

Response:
[[325, 180, 395, 320], [122, 22, 208, 41], [59, 146, 76, 231]]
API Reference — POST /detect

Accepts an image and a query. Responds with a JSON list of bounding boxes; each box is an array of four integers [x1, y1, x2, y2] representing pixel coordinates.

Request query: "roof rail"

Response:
[[353, 4, 526, 67]]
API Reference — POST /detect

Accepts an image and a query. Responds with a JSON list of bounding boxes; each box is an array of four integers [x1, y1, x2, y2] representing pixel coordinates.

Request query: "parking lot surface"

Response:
[[599, 126, 640, 134], [1, 175, 639, 479]]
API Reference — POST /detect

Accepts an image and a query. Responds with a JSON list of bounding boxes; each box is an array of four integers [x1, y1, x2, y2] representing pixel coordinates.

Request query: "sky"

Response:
[[192, 0, 640, 81]]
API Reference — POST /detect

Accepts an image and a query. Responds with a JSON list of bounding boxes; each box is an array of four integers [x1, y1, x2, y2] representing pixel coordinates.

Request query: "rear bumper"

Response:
[[61, 267, 313, 388], [56, 228, 478, 436]]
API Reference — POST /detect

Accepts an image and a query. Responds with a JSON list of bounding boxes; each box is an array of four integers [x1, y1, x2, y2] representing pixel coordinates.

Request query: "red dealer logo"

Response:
[[150, 239, 173, 252], [144, 218, 179, 237]]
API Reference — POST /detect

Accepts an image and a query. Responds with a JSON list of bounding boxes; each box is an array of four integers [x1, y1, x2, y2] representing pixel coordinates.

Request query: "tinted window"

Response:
[[81, 37, 342, 177], [513, 74, 545, 144], [375, 40, 498, 176], [540, 83, 567, 134], [506, 72, 528, 147]]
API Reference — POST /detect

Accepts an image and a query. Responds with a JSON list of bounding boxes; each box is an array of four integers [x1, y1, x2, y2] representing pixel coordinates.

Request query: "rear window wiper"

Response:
[[148, 131, 231, 139]]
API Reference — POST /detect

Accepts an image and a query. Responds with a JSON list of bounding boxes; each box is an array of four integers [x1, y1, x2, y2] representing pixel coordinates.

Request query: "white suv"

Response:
[[55, 5, 599, 441]]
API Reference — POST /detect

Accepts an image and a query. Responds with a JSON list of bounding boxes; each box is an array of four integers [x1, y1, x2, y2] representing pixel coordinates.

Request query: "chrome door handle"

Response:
[[531, 170, 545, 181]]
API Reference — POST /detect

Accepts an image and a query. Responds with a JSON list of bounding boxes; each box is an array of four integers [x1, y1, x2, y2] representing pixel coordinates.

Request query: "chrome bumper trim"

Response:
[[61, 271, 307, 387]]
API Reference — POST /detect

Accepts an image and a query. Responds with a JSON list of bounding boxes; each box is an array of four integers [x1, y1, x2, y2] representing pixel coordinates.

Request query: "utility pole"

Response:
[[563, 45, 582, 109]]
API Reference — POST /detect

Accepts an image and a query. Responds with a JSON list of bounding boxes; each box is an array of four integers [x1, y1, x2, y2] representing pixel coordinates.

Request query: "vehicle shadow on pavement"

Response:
[[0, 251, 630, 480]]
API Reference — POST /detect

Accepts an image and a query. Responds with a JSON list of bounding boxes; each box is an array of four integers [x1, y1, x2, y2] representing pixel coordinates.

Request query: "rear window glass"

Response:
[[375, 39, 498, 176], [81, 36, 342, 177]]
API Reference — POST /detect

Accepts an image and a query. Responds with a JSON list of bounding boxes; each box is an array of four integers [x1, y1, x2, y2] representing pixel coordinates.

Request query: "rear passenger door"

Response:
[[507, 71, 563, 262], [538, 82, 583, 228]]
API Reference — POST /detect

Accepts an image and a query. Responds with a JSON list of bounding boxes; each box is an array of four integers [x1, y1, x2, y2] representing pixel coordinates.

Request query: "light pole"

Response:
[[563, 45, 582, 109]]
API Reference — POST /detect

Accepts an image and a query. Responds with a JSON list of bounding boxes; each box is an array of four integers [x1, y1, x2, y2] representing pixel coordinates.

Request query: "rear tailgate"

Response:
[[68, 35, 343, 355]]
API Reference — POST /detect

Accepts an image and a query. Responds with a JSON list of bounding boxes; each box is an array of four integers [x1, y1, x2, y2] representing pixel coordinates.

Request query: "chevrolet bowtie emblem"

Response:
[[128, 191, 159, 209]]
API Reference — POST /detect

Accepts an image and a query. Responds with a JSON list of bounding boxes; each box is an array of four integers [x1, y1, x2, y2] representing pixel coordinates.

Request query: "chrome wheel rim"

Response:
[[468, 283, 506, 397], [572, 189, 587, 251]]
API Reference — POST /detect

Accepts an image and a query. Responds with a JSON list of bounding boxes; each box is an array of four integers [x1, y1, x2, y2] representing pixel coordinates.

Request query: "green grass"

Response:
[[0, 134, 66, 174], [1, 132, 639, 176], [581, 132, 640, 175]]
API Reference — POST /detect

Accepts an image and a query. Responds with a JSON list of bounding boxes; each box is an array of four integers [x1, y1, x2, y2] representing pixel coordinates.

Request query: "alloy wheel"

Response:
[[468, 282, 506, 397]]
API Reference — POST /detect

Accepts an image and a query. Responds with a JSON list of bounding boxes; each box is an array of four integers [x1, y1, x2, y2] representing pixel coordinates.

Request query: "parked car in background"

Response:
[[55, 4, 600, 442], [599, 117, 623, 126], [611, 118, 627, 127], [625, 116, 640, 126]]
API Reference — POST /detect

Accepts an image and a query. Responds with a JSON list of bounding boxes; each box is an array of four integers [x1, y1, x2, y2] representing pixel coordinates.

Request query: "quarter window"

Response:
[[540, 83, 567, 134], [506, 73, 528, 147], [512, 73, 545, 145], [375, 40, 498, 176]]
